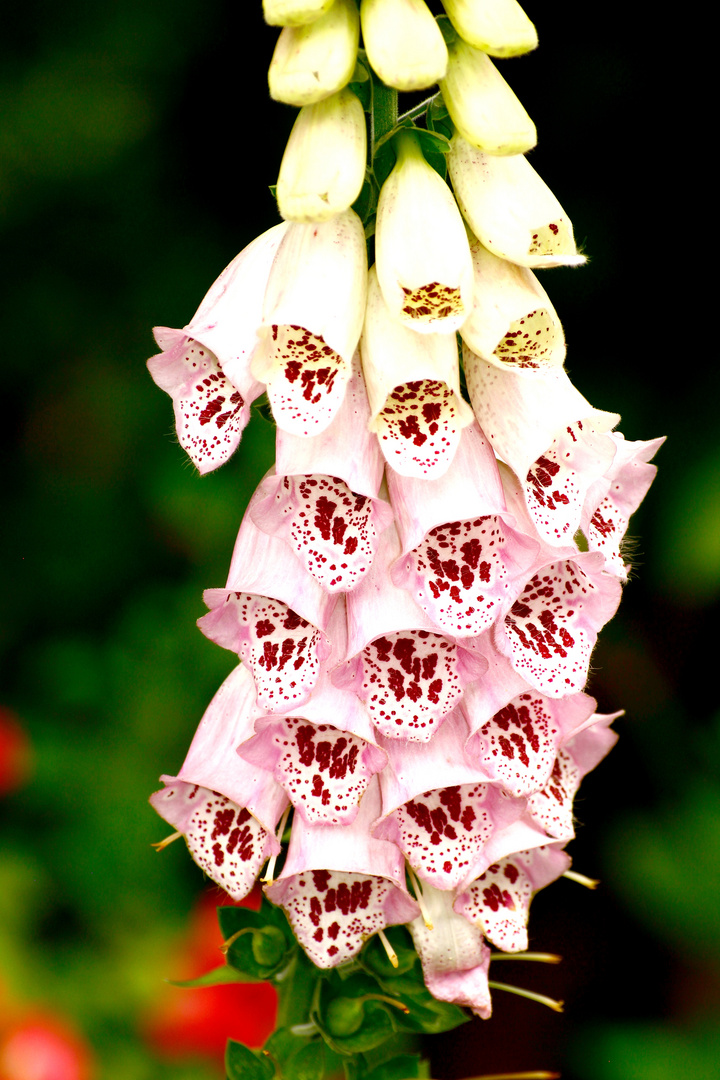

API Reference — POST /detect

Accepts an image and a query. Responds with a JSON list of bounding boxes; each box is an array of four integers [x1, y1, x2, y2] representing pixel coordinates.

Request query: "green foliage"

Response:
[[226, 1039, 275, 1080]]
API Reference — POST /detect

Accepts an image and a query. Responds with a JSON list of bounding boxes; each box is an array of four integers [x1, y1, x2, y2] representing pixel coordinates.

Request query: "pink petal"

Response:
[[275, 352, 385, 498], [524, 422, 617, 546], [238, 715, 386, 826], [198, 593, 328, 713], [386, 422, 507, 554], [147, 336, 252, 474], [527, 711, 620, 839], [465, 690, 597, 797], [150, 781, 278, 902], [456, 844, 570, 952], [266, 778, 419, 967], [250, 473, 393, 594], [409, 886, 492, 1018], [495, 554, 623, 697], [463, 348, 619, 481], [582, 433, 665, 579], [252, 211, 367, 436]]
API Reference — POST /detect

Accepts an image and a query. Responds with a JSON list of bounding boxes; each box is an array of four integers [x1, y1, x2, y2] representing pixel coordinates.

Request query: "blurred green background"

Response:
[[1, 2, 715, 1078]]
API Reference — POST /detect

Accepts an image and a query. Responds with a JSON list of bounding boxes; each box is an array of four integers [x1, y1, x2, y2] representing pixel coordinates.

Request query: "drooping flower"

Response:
[[361, 267, 474, 478], [408, 882, 492, 1018], [150, 665, 289, 900], [275, 88, 367, 222], [268, 0, 359, 105], [460, 237, 566, 372], [147, 224, 287, 473], [448, 135, 586, 267], [263, 0, 335, 28], [375, 131, 474, 334], [265, 778, 419, 967], [440, 31, 536, 155], [441, 0, 538, 58], [360, 0, 448, 91], [251, 209, 367, 436]]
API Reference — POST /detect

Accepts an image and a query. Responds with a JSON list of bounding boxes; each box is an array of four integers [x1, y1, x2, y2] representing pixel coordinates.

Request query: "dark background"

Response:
[[1, 2, 716, 1078]]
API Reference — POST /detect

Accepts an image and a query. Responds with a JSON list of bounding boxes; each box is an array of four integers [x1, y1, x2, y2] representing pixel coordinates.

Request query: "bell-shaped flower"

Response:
[[527, 711, 621, 840], [494, 551, 623, 698], [440, 33, 536, 155], [360, 0, 448, 91], [249, 469, 393, 594], [276, 88, 366, 222], [455, 844, 570, 952], [263, 0, 335, 27], [252, 210, 367, 436], [387, 422, 538, 637], [275, 352, 386, 498], [335, 525, 486, 740], [147, 223, 287, 473], [238, 672, 387, 826], [441, 0, 538, 58], [581, 432, 665, 580], [268, 0, 359, 105], [408, 883, 492, 1018], [361, 268, 474, 479], [373, 708, 526, 890], [460, 237, 566, 372], [265, 778, 420, 967], [375, 132, 474, 335], [150, 665, 289, 900], [448, 134, 586, 267], [466, 351, 621, 547], [198, 507, 340, 712], [464, 688, 598, 798]]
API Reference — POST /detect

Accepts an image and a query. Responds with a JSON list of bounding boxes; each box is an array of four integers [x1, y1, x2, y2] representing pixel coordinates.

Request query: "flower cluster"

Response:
[[148, 0, 661, 1022]]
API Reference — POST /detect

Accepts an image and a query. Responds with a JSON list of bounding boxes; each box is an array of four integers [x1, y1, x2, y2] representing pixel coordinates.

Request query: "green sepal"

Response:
[[360, 927, 419, 980], [312, 972, 399, 1056], [352, 171, 379, 231], [372, 125, 451, 191], [435, 14, 457, 47], [225, 1039, 274, 1080], [364, 1054, 429, 1080], [217, 901, 296, 981], [252, 393, 276, 426], [268, 184, 277, 199], [348, 50, 372, 112], [169, 963, 259, 988], [426, 95, 455, 142], [385, 983, 469, 1035]]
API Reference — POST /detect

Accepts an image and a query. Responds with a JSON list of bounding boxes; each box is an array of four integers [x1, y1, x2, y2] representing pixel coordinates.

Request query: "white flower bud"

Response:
[[440, 35, 536, 155], [441, 0, 538, 57], [263, 0, 336, 28], [360, 0, 448, 91], [375, 131, 473, 334], [448, 134, 585, 268], [460, 237, 566, 371], [268, 0, 359, 106], [276, 88, 367, 222]]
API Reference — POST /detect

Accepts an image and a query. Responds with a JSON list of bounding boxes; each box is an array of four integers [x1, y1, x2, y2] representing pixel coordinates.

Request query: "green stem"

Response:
[[275, 948, 320, 1031], [370, 71, 398, 156]]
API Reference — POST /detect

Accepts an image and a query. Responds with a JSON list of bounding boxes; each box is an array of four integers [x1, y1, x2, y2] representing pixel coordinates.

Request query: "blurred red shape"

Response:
[[143, 886, 278, 1064], [0, 1012, 94, 1080], [0, 708, 32, 796]]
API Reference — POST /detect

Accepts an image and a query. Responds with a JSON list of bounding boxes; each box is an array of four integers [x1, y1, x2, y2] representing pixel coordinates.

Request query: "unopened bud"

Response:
[[276, 88, 367, 223], [263, 0, 335, 28], [440, 35, 536, 155], [361, 0, 448, 91], [269, 0, 359, 106], [442, 0, 538, 57]]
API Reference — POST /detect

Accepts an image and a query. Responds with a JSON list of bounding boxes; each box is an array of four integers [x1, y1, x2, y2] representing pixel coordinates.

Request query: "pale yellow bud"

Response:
[[442, 0, 538, 57], [263, 0, 336, 27], [448, 134, 585, 268], [440, 35, 535, 155], [268, 0, 359, 106], [276, 89, 367, 223], [360, 0, 448, 91]]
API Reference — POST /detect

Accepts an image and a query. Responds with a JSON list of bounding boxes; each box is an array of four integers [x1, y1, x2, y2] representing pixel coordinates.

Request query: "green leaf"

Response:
[[286, 1041, 326, 1080], [169, 964, 259, 988], [361, 928, 419, 980], [349, 51, 372, 111], [225, 1040, 274, 1080]]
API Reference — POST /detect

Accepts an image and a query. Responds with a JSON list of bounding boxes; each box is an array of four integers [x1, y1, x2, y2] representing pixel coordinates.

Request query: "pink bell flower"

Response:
[[265, 778, 419, 967], [147, 224, 287, 473]]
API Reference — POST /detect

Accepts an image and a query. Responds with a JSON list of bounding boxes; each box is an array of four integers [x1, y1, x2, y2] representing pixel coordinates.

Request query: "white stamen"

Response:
[[151, 831, 182, 852], [488, 980, 564, 1012], [377, 928, 399, 969], [563, 869, 599, 889], [490, 952, 561, 964], [407, 864, 434, 929], [261, 804, 291, 884]]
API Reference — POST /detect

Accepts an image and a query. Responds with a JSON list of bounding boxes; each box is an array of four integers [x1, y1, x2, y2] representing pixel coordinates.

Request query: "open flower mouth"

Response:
[[264, 324, 350, 436], [400, 281, 465, 323], [377, 379, 467, 478]]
